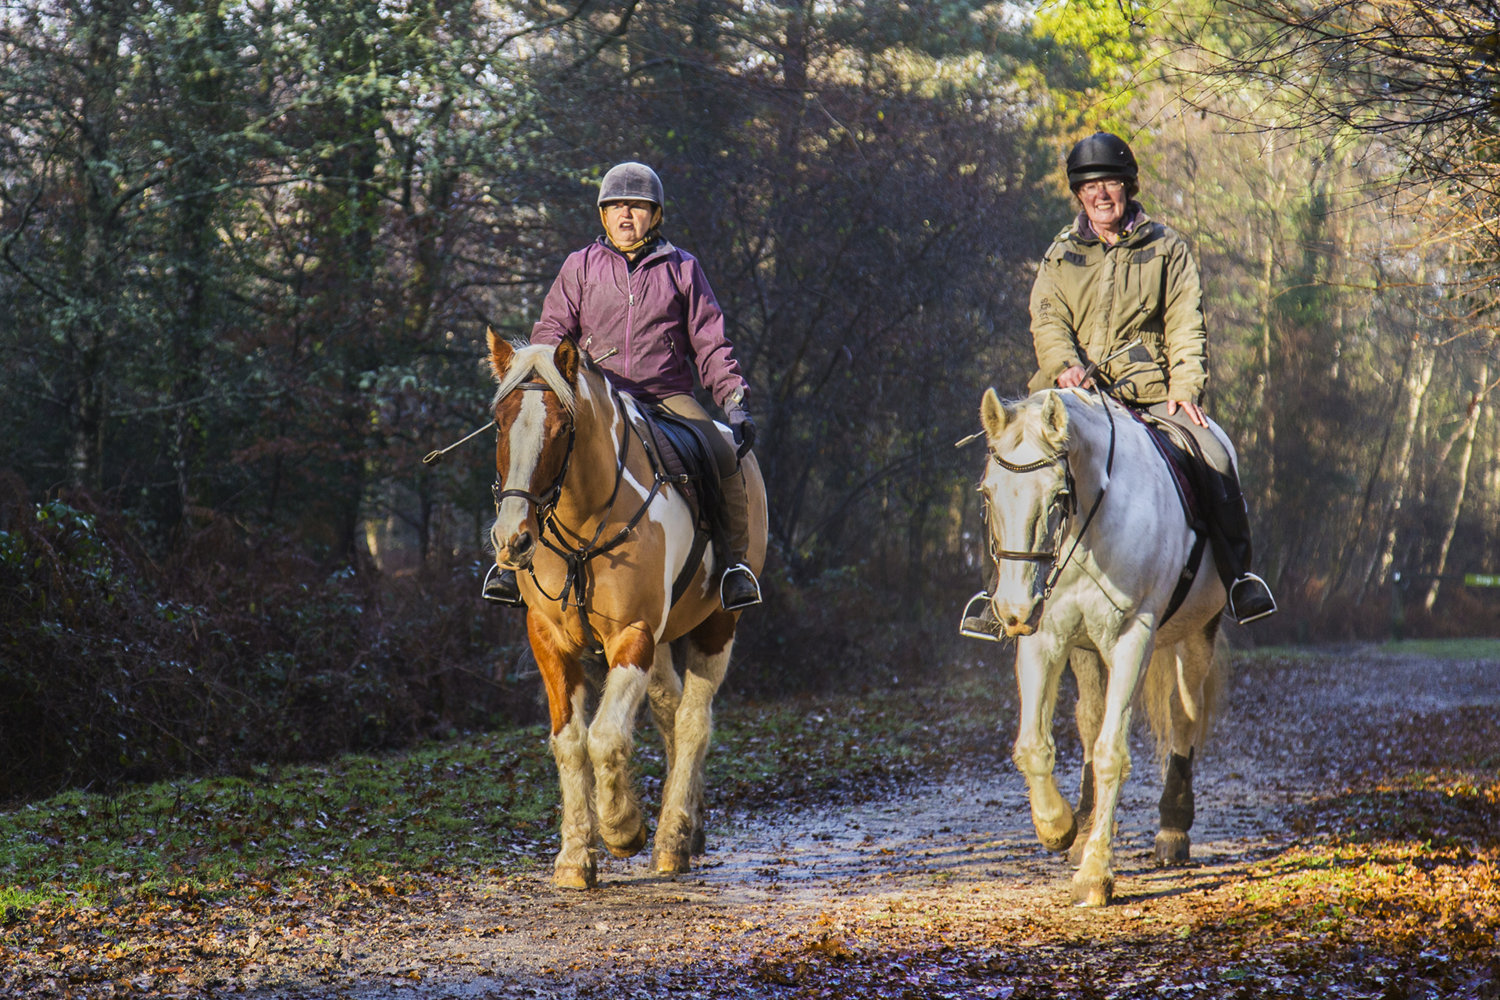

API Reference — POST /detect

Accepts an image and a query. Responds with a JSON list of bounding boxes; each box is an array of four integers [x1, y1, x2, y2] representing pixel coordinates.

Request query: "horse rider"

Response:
[[483, 160, 762, 612], [963, 131, 1276, 635]]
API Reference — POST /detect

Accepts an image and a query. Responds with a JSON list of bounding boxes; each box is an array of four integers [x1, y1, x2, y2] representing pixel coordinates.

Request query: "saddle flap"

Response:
[[1136, 413, 1207, 527], [641, 407, 712, 486]]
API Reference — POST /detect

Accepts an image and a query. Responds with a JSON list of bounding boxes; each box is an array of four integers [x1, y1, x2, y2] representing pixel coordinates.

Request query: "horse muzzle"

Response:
[[992, 594, 1044, 638], [490, 525, 536, 569]]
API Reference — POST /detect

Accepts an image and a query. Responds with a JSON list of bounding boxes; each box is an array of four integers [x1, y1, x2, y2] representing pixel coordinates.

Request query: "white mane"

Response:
[[492, 342, 578, 413]]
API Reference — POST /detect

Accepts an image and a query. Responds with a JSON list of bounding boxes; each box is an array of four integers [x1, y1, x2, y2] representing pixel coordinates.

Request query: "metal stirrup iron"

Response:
[[720, 563, 762, 611], [958, 591, 1002, 642]]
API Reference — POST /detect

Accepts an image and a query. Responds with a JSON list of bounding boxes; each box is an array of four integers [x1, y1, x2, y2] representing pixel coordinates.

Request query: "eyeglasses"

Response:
[[1077, 179, 1126, 197]]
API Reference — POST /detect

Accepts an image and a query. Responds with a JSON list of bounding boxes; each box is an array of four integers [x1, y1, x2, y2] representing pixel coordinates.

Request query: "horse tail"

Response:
[[1139, 616, 1228, 775]]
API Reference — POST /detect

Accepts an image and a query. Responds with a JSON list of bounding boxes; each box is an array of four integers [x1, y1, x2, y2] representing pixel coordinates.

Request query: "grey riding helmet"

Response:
[[597, 162, 664, 207], [1065, 133, 1138, 189]]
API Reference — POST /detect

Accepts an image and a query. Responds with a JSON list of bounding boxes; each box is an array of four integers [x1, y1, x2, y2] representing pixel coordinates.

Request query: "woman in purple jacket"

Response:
[[484, 162, 762, 611]]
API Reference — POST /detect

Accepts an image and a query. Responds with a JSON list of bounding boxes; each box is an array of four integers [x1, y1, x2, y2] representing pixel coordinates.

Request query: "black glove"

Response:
[[726, 403, 757, 456]]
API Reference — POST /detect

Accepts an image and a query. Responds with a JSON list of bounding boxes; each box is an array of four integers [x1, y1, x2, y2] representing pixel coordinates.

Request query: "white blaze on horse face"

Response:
[[491, 390, 550, 565], [983, 449, 1067, 635]]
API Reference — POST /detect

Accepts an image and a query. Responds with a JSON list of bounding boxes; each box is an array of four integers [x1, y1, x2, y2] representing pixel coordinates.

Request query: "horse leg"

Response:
[[1068, 648, 1106, 867], [1073, 624, 1155, 907], [647, 639, 683, 787], [1012, 637, 1076, 852], [1155, 624, 1216, 865], [589, 623, 654, 860], [528, 614, 597, 889], [655, 610, 735, 874]]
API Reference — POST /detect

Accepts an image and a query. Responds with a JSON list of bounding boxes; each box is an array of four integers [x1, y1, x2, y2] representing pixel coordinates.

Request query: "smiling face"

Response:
[[1075, 177, 1129, 240], [601, 199, 657, 247]]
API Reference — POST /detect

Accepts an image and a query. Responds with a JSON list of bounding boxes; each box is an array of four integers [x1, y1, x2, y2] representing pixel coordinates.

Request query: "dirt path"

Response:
[[248, 645, 1498, 1000]]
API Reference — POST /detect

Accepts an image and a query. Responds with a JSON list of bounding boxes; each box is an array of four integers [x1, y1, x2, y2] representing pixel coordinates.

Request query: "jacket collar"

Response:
[[1068, 202, 1150, 246], [596, 235, 677, 268]]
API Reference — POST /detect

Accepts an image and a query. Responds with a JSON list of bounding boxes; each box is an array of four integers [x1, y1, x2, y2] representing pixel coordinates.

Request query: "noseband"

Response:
[[491, 381, 577, 520]]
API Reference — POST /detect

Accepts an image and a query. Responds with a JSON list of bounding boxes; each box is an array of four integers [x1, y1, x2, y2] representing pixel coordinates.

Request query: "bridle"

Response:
[[984, 390, 1117, 600], [488, 373, 683, 654], [490, 381, 578, 522]]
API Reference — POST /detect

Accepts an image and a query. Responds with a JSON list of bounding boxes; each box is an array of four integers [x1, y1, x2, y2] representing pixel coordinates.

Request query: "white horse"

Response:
[[976, 387, 1226, 907]]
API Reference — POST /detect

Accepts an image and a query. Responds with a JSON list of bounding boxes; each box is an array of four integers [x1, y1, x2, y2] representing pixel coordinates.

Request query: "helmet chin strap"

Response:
[[600, 205, 663, 255]]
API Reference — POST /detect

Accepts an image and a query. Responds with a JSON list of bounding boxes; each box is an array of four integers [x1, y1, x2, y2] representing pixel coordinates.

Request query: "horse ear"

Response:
[[1040, 392, 1069, 447], [980, 388, 1007, 438], [486, 327, 513, 381], [554, 337, 580, 382]]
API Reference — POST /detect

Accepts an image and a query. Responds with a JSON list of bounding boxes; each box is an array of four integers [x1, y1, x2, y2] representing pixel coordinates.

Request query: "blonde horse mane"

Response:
[[491, 341, 578, 414]]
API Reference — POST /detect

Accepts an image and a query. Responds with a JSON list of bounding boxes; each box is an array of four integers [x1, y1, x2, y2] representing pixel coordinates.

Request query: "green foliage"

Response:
[[0, 490, 532, 802]]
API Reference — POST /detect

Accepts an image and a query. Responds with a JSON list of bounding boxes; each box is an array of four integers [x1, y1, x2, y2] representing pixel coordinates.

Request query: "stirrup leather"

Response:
[[1227, 572, 1276, 624], [958, 591, 1002, 643], [720, 562, 762, 611], [482, 564, 524, 607]]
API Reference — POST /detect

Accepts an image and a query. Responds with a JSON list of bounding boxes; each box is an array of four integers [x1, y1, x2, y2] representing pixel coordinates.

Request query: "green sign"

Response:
[[1464, 573, 1500, 587]]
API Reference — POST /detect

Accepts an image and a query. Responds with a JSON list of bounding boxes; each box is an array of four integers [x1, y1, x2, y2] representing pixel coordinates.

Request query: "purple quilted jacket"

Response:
[[530, 238, 748, 409]]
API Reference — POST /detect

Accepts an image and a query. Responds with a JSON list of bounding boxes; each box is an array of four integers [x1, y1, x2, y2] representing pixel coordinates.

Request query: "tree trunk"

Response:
[[1360, 334, 1434, 601], [1423, 354, 1491, 610]]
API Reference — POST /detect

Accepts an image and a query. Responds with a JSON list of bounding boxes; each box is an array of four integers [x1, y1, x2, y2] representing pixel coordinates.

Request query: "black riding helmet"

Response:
[[1066, 132, 1138, 190]]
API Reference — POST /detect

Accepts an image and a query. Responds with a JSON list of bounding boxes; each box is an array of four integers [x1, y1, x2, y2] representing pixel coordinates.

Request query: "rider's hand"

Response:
[[727, 403, 757, 452], [1056, 365, 1094, 389], [1166, 398, 1209, 428]]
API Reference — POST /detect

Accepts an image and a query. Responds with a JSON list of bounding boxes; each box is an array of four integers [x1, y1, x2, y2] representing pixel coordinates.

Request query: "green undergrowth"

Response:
[[1379, 637, 1500, 660], [0, 666, 1009, 918]]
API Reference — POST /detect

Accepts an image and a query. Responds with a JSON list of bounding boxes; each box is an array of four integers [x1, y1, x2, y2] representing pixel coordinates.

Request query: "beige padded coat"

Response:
[[1026, 207, 1208, 405]]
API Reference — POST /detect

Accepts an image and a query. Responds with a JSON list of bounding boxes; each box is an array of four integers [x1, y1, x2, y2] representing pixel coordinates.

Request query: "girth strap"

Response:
[[1160, 524, 1208, 626]]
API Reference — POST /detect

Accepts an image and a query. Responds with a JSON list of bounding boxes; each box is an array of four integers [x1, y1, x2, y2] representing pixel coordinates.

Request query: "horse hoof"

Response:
[[1071, 877, 1113, 908], [554, 864, 597, 890], [1036, 814, 1078, 853], [1154, 829, 1192, 866], [654, 848, 690, 875], [604, 823, 649, 859], [691, 827, 706, 856]]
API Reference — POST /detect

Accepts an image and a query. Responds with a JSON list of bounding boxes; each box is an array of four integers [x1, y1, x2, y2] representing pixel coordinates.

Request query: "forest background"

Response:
[[3, 0, 1498, 802]]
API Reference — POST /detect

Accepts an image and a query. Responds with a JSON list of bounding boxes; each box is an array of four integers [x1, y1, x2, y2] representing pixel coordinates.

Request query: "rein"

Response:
[[496, 377, 683, 655]]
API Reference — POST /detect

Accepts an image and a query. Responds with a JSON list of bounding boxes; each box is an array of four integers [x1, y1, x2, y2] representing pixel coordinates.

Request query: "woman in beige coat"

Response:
[[963, 133, 1275, 636]]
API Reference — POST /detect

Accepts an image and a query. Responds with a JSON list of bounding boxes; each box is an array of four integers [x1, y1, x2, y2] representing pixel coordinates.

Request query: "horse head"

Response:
[[978, 388, 1073, 637], [485, 331, 581, 571]]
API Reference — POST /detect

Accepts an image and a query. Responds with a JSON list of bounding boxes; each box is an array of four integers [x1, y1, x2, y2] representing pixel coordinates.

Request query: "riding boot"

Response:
[[1207, 471, 1276, 624], [482, 564, 524, 607], [718, 467, 761, 610]]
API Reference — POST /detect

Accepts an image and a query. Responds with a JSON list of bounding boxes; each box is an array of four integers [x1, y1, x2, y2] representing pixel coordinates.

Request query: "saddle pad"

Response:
[[1134, 414, 1205, 527]]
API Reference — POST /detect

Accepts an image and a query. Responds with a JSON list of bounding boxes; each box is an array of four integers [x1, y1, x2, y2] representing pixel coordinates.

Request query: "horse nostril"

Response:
[[516, 530, 533, 552]]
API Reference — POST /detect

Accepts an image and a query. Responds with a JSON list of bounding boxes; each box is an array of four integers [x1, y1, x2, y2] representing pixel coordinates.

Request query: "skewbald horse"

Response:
[[485, 332, 767, 888], [976, 387, 1226, 906]]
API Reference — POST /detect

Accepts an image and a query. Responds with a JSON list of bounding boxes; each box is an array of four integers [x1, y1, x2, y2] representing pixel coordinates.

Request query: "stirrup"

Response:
[[720, 563, 762, 611], [482, 564, 524, 607], [1227, 572, 1276, 625], [958, 591, 1002, 642]]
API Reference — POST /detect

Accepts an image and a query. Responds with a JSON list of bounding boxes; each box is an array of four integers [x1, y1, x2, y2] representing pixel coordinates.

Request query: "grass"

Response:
[[1379, 637, 1500, 660], [0, 667, 1012, 917], [0, 727, 564, 911]]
